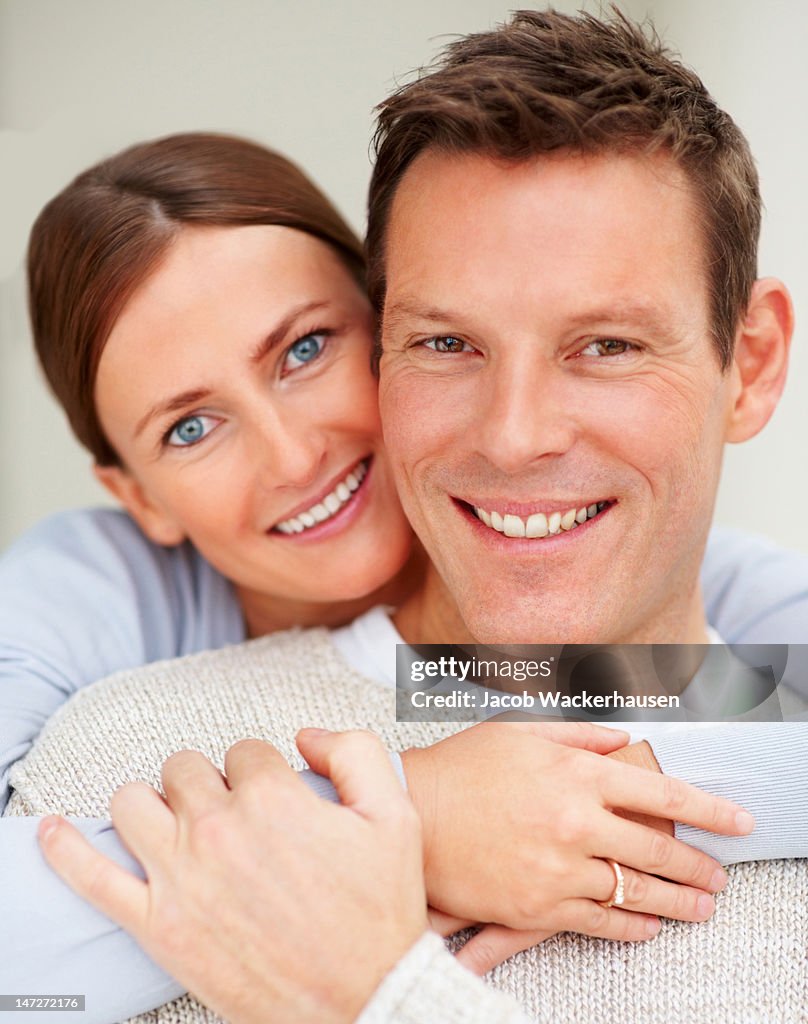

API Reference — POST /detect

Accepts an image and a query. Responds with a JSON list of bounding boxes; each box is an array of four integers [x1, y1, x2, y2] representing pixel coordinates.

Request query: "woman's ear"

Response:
[[724, 278, 793, 444], [93, 464, 186, 547]]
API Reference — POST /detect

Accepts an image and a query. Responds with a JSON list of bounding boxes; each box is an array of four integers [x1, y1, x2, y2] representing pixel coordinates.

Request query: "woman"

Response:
[[2, 132, 805, 1020]]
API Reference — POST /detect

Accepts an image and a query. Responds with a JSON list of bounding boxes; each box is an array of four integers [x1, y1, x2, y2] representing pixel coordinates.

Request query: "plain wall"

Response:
[[1, 0, 805, 552]]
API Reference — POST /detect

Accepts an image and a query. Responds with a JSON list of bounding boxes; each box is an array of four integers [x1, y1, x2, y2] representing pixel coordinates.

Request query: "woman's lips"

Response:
[[270, 457, 372, 540]]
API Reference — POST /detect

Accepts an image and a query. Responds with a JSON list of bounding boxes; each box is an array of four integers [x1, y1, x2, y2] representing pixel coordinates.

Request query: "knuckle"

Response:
[[660, 775, 687, 818], [554, 806, 588, 846], [647, 829, 672, 869], [585, 901, 609, 933], [340, 728, 384, 755], [462, 936, 499, 975], [624, 869, 648, 906], [189, 809, 231, 852]]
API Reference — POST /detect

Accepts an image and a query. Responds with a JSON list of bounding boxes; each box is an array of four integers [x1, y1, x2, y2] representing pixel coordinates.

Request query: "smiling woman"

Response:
[[26, 133, 418, 637]]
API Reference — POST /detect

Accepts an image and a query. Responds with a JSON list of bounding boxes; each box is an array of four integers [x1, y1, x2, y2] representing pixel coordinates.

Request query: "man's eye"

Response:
[[424, 336, 474, 353], [166, 415, 219, 448], [283, 332, 328, 372], [581, 338, 635, 357]]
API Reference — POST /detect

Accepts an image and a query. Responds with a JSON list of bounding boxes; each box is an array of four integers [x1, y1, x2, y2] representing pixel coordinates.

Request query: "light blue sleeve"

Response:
[[650, 724, 808, 864], [0, 508, 244, 813]]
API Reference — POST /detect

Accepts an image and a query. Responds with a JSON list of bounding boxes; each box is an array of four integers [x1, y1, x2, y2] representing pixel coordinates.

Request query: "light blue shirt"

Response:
[[1, 509, 807, 1022]]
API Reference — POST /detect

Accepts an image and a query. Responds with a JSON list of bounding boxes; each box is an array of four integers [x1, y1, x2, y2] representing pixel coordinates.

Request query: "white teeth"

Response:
[[274, 460, 368, 534], [472, 499, 608, 540], [503, 514, 526, 538], [560, 509, 577, 531], [526, 512, 548, 538]]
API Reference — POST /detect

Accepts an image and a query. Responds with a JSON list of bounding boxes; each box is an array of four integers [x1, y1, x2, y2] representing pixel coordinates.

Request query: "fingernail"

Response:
[[735, 810, 755, 834], [300, 728, 330, 737], [39, 816, 61, 842], [646, 918, 661, 937], [697, 894, 715, 918], [710, 868, 728, 892]]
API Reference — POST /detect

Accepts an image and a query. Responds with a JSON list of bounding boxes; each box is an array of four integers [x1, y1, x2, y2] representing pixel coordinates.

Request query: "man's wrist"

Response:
[[606, 740, 673, 835], [399, 747, 439, 891]]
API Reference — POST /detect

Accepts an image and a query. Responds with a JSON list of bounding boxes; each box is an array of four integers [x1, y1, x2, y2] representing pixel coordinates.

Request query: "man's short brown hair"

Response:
[[367, 8, 760, 369]]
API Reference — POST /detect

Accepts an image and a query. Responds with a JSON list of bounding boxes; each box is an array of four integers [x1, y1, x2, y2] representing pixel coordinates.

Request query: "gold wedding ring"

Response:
[[599, 858, 626, 908]]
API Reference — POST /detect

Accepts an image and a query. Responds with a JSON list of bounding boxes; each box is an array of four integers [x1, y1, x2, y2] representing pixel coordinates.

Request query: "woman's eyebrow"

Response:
[[134, 388, 213, 439], [249, 299, 331, 364], [133, 300, 335, 440]]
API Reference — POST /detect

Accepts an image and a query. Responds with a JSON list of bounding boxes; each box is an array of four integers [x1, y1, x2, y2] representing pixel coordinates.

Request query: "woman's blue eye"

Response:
[[167, 415, 218, 448], [284, 332, 327, 371]]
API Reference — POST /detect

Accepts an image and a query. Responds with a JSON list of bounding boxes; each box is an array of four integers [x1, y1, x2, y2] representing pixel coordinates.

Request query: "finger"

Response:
[[605, 813, 728, 892], [593, 859, 715, 923], [601, 760, 754, 836], [161, 749, 229, 818], [223, 737, 296, 790], [427, 908, 475, 937], [456, 924, 555, 976], [296, 728, 409, 820], [560, 898, 661, 943], [513, 720, 630, 753], [38, 816, 148, 933], [110, 782, 177, 869]]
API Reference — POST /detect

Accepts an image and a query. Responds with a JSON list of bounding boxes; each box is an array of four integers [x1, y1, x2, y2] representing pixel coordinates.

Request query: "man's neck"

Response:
[[393, 568, 710, 645]]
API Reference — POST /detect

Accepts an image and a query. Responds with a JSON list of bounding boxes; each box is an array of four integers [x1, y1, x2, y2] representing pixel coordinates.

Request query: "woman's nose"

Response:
[[249, 409, 326, 492]]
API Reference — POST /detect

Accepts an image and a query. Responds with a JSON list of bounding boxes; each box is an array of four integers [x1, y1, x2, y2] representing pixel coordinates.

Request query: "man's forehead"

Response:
[[382, 146, 708, 334]]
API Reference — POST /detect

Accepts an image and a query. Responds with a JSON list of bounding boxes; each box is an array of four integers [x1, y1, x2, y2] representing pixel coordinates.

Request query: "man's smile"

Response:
[[468, 499, 613, 538]]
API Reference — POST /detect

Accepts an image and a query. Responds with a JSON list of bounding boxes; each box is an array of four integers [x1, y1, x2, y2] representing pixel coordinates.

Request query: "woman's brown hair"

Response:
[[28, 132, 365, 466]]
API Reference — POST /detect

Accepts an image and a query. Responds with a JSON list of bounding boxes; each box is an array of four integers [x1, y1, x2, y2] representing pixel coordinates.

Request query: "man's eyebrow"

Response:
[[249, 300, 331, 363], [134, 388, 214, 439], [382, 301, 469, 332], [563, 301, 689, 338], [133, 300, 333, 440]]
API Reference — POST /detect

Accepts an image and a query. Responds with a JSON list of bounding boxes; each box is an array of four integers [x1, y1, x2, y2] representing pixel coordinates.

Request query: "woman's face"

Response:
[[94, 224, 413, 616]]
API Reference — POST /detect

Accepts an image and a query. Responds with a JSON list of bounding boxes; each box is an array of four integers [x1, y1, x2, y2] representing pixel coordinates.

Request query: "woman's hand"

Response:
[[39, 731, 429, 1024], [400, 722, 754, 946]]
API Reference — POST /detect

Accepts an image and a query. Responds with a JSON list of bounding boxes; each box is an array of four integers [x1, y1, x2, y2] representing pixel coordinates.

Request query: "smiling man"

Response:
[[7, 10, 808, 1024], [370, 16, 790, 651]]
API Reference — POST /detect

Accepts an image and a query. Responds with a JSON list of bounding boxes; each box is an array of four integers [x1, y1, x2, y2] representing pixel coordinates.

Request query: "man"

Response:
[[7, 9, 808, 1024]]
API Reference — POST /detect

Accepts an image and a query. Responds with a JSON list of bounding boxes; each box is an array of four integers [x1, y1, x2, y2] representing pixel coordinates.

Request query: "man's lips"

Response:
[[271, 457, 370, 535], [456, 497, 615, 540]]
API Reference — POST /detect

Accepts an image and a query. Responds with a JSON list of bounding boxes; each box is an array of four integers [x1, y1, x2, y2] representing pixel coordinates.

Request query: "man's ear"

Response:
[[724, 278, 793, 444], [93, 464, 186, 547]]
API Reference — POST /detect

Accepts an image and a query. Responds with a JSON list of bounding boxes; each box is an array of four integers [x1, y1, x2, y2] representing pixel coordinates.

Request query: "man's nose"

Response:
[[473, 355, 577, 474]]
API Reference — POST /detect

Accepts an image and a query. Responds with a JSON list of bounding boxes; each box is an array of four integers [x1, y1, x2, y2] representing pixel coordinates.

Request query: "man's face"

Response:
[[379, 150, 739, 644]]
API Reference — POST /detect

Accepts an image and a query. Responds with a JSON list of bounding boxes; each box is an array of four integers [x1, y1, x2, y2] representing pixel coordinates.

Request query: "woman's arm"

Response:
[[0, 507, 242, 811], [650, 723, 808, 864]]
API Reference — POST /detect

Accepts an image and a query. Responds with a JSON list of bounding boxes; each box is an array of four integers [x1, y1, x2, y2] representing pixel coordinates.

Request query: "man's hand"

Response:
[[401, 723, 754, 949], [39, 730, 428, 1024]]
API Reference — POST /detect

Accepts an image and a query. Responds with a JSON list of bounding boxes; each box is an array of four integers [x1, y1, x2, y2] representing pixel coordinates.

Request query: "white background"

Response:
[[1, 0, 805, 552]]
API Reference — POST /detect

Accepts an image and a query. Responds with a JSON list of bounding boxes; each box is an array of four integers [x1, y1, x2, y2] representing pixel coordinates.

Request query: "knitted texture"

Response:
[[8, 629, 808, 1024], [357, 932, 530, 1024]]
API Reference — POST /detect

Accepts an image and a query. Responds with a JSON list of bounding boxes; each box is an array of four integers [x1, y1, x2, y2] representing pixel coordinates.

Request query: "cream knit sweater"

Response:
[[8, 629, 807, 1024]]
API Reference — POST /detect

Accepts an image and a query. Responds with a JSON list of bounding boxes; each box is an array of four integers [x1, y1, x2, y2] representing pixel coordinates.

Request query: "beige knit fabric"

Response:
[[8, 629, 808, 1024]]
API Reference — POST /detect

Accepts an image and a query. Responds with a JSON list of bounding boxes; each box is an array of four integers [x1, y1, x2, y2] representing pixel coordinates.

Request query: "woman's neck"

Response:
[[236, 542, 429, 638]]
